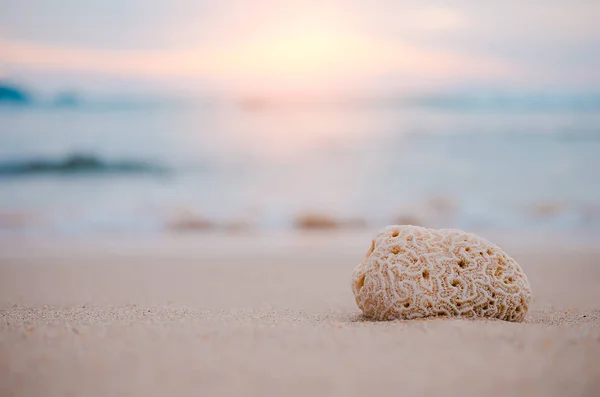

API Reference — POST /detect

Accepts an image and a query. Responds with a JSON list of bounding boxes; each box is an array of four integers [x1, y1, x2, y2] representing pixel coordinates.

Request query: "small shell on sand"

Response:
[[426, 196, 459, 215], [352, 225, 532, 322], [166, 210, 215, 232], [295, 213, 366, 230], [394, 214, 423, 227], [532, 202, 564, 217]]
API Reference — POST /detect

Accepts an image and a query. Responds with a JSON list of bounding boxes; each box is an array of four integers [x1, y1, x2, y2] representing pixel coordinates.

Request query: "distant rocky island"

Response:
[[53, 92, 79, 107], [0, 82, 32, 104], [0, 81, 82, 107]]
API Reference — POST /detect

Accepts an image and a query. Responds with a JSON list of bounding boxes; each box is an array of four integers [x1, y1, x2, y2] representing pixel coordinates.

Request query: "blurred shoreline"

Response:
[[2, 91, 600, 237]]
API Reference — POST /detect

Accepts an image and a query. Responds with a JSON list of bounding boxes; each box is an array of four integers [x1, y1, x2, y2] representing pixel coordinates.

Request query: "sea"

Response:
[[1, 94, 600, 236]]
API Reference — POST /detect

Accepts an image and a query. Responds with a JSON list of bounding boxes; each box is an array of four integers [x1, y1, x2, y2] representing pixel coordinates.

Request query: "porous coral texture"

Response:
[[352, 226, 532, 321]]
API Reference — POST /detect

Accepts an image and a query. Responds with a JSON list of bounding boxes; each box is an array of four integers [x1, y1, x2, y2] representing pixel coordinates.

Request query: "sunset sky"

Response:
[[1, 0, 599, 95]]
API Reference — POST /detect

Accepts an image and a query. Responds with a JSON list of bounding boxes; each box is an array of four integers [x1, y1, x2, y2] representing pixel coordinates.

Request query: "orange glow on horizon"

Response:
[[0, 5, 516, 94]]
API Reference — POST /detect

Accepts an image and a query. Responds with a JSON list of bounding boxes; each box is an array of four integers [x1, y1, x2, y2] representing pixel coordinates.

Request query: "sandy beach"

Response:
[[1, 231, 599, 397]]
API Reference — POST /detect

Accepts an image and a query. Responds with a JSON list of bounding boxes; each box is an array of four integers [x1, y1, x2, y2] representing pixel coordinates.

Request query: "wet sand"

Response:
[[1, 232, 599, 396]]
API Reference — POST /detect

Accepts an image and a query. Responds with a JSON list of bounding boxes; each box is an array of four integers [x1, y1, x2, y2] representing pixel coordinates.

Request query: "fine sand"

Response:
[[1, 232, 599, 397]]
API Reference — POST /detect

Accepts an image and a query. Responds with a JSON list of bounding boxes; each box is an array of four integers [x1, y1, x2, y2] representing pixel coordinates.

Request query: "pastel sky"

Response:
[[1, 0, 599, 94]]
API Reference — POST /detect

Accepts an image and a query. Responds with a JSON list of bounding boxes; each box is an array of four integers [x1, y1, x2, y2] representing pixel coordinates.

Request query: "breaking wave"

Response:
[[0, 153, 168, 176]]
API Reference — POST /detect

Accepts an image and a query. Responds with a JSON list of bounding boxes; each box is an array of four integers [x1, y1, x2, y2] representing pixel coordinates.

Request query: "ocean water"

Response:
[[1, 98, 599, 236]]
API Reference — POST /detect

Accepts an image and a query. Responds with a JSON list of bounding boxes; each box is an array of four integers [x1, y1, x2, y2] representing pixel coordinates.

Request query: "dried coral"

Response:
[[352, 225, 532, 322]]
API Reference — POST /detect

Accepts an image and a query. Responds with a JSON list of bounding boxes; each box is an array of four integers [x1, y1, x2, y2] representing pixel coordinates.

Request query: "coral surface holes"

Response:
[[355, 275, 365, 291], [391, 246, 401, 255], [451, 280, 460, 287], [404, 302, 410, 308], [366, 240, 375, 258], [422, 270, 430, 279], [458, 260, 466, 268], [391, 230, 399, 237]]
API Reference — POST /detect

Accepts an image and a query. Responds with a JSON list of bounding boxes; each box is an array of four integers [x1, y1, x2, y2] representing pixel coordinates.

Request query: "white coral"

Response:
[[352, 226, 532, 321]]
